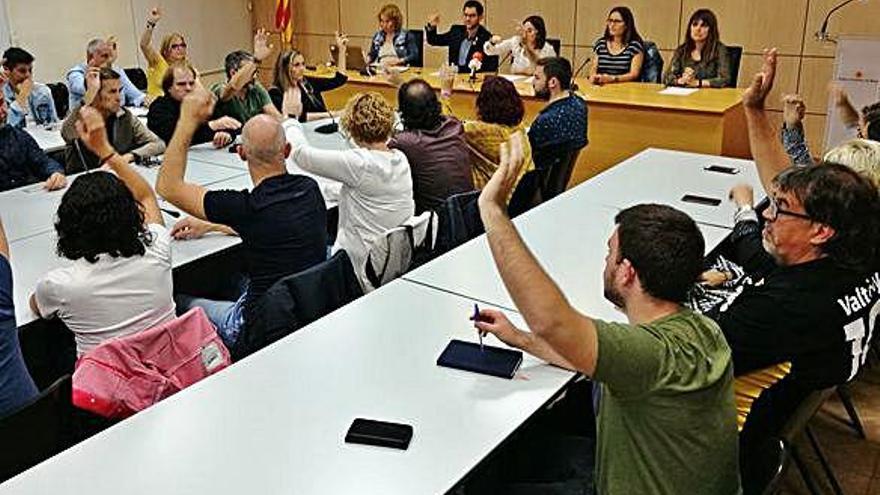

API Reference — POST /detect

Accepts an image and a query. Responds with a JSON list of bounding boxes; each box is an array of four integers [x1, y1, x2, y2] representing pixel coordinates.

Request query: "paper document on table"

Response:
[[659, 87, 699, 96], [500, 74, 527, 82]]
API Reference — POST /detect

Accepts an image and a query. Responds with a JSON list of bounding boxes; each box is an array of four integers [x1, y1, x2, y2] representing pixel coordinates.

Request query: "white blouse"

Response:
[[484, 36, 558, 75]]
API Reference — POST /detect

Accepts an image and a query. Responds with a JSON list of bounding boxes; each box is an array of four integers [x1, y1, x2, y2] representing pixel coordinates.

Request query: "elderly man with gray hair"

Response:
[[66, 37, 145, 109], [157, 87, 327, 349]]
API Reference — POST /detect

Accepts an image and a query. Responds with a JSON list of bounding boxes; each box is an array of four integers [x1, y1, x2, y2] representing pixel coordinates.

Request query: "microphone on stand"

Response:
[[816, 0, 864, 42], [570, 57, 592, 92], [302, 80, 339, 134]]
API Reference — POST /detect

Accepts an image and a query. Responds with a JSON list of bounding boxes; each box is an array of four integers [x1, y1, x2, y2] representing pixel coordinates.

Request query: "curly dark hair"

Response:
[[476, 76, 525, 126], [398, 78, 442, 131], [774, 163, 880, 271], [55, 173, 153, 263], [614, 204, 705, 302]]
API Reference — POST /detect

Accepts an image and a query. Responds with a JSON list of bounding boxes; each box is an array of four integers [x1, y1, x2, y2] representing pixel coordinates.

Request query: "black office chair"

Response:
[[507, 169, 543, 218], [409, 29, 424, 68], [546, 38, 561, 57], [0, 375, 73, 482], [124, 67, 148, 91], [727, 45, 743, 87], [234, 251, 363, 360], [47, 82, 69, 120]]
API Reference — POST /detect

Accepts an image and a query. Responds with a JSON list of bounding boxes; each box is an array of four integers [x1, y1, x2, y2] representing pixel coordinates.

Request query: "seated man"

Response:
[[528, 57, 588, 169], [2, 47, 59, 127], [211, 31, 282, 124], [61, 67, 164, 173], [31, 106, 174, 358], [0, 215, 39, 418], [156, 88, 326, 349], [148, 62, 241, 146], [0, 95, 66, 192], [474, 134, 740, 494], [66, 38, 145, 109], [425, 1, 497, 73], [713, 48, 880, 492], [389, 78, 474, 213]]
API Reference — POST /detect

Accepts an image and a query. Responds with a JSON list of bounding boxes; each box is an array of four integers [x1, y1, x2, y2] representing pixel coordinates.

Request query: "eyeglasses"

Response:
[[767, 197, 813, 222], [171, 43, 187, 50]]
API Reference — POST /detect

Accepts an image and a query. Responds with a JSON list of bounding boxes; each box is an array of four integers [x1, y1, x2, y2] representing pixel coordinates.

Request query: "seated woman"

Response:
[[484, 15, 557, 76], [288, 92, 415, 289], [589, 6, 644, 84], [664, 9, 731, 88], [139, 6, 190, 99], [147, 62, 241, 146], [367, 4, 419, 67], [458, 75, 535, 197], [31, 106, 175, 358], [269, 32, 349, 122]]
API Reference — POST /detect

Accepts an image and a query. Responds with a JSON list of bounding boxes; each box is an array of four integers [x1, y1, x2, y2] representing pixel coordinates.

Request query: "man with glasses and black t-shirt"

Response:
[[710, 47, 880, 493]]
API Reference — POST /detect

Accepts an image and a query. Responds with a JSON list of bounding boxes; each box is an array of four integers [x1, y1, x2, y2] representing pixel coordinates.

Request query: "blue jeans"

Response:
[[177, 290, 247, 349]]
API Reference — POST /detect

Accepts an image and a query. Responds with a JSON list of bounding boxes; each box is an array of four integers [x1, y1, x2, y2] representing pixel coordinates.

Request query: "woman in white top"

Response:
[[30, 107, 175, 356], [484, 15, 557, 75], [289, 92, 414, 288]]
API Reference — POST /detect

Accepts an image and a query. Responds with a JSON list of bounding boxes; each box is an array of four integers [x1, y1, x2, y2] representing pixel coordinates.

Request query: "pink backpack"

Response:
[[72, 307, 231, 419]]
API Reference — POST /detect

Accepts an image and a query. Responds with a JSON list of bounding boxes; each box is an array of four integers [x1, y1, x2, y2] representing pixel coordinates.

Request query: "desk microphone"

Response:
[[303, 80, 340, 134], [571, 57, 592, 91], [494, 49, 512, 75]]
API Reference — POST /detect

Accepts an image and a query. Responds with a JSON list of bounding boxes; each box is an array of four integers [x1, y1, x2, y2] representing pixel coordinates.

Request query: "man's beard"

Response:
[[534, 87, 551, 101]]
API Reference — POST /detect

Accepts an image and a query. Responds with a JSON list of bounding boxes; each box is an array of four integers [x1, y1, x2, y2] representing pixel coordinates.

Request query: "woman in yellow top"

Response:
[[139, 6, 189, 98]]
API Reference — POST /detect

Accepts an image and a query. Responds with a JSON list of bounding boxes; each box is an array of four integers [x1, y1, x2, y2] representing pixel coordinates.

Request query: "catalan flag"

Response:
[[275, 0, 293, 44]]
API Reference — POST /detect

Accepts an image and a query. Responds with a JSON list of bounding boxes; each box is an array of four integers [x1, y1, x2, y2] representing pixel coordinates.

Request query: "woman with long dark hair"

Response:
[[589, 6, 644, 84], [484, 15, 557, 75], [664, 9, 731, 88]]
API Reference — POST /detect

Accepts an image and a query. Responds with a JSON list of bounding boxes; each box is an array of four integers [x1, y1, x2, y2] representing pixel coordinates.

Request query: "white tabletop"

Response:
[[579, 148, 766, 229], [0, 161, 246, 243], [0, 280, 574, 495], [404, 195, 731, 316], [23, 123, 65, 153]]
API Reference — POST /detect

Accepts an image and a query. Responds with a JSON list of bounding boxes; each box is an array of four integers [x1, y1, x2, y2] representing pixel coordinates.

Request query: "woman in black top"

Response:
[[664, 9, 731, 88], [589, 6, 644, 85], [270, 33, 349, 122]]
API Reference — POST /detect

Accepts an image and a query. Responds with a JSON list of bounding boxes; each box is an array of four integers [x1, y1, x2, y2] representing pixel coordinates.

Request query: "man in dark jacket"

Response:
[[425, 1, 497, 73], [0, 94, 66, 192], [389, 78, 473, 213], [147, 62, 241, 146]]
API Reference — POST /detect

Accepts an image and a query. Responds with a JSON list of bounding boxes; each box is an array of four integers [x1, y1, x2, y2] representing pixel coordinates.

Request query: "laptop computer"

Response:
[[330, 44, 368, 72]]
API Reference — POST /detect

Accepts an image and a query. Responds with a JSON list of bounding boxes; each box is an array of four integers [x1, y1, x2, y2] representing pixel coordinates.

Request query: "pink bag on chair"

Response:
[[72, 307, 231, 419]]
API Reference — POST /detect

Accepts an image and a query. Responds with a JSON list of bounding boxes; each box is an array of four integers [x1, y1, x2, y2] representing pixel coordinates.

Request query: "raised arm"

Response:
[[156, 88, 214, 219], [476, 133, 599, 375], [831, 85, 860, 130], [75, 106, 163, 226], [139, 6, 163, 67], [742, 48, 789, 193]]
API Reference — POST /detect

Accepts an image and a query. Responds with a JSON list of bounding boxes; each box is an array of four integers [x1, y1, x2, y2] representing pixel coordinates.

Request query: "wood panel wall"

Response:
[[253, 0, 880, 154]]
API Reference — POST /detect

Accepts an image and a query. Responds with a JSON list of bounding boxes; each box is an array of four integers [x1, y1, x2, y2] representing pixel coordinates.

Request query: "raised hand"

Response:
[[180, 87, 215, 124], [427, 13, 440, 27], [74, 106, 114, 157], [229, 61, 257, 91], [253, 28, 274, 61], [335, 31, 349, 50], [84, 66, 102, 105], [147, 6, 161, 24], [742, 47, 777, 109]]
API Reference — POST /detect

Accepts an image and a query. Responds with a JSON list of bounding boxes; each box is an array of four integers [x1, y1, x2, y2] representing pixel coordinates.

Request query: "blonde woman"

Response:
[[367, 4, 419, 67], [288, 92, 415, 288], [139, 6, 190, 98]]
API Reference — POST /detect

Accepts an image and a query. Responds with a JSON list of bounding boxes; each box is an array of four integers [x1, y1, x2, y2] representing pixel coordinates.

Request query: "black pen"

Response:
[[472, 303, 484, 352]]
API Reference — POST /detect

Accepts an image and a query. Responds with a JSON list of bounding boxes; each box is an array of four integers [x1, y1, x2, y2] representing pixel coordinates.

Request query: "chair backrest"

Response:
[[47, 82, 69, 120], [539, 146, 583, 201], [409, 29, 424, 68], [434, 190, 483, 254], [727, 45, 743, 87], [507, 169, 543, 218], [0, 375, 72, 482], [124, 67, 148, 91], [546, 38, 561, 57], [364, 211, 437, 291], [639, 40, 664, 83], [71, 307, 231, 419], [236, 250, 364, 360]]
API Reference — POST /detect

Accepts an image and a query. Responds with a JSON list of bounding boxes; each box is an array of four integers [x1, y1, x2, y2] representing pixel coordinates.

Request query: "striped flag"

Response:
[[275, 0, 293, 44]]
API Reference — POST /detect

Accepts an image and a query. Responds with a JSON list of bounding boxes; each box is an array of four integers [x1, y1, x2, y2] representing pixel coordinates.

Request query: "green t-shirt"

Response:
[[210, 81, 272, 124], [592, 309, 741, 495]]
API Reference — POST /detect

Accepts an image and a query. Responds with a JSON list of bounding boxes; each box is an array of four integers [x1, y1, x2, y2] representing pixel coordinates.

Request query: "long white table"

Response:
[[580, 148, 765, 229], [0, 280, 574, 495], [23, 123, 66, 153]]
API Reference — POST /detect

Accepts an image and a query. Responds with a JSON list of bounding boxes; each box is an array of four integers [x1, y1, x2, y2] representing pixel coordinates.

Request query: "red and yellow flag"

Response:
[[275, 0, 293, 44]]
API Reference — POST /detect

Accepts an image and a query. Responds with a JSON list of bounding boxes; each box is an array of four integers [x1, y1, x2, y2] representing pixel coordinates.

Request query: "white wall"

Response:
[[5, 0, 252, 83]]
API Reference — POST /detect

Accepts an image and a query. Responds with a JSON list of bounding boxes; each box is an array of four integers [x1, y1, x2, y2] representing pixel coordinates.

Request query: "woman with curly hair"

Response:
[[461, 75, 535, 196], [288, 92, 414, 288], [30, 106, 175, 357]]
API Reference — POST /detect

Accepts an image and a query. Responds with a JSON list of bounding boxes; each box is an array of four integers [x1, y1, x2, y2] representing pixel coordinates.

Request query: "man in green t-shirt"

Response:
[[211, 31, 282, 125], [473, 134, 741, 494]]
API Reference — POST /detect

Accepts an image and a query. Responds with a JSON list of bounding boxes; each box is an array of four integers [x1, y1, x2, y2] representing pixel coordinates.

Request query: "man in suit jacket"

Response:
[[425, 1, 498, 73]]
